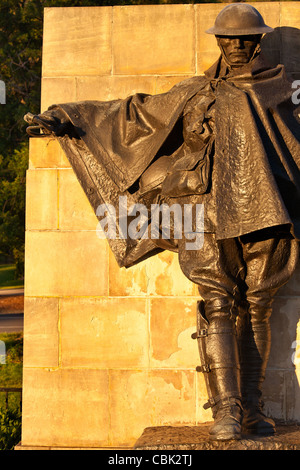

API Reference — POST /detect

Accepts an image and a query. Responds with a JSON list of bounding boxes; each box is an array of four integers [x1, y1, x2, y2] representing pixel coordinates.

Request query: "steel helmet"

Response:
[[205, 4, 274, 36]]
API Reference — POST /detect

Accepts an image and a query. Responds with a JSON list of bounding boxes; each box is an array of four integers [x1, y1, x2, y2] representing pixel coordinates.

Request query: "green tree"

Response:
[[0, 1, 142, 276], [0, 408, 22, 450], [0, 0, 43, 277]]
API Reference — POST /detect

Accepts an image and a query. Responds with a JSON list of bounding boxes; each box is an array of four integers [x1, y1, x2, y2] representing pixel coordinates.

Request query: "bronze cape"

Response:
[[44, 55, 300, 267]]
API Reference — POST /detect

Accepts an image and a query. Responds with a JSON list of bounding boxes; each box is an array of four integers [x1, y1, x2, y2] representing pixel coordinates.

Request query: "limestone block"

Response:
[[25, 169, 58, 230], [281, 1, 300, 28], [295, 366, 300, 418], [109, 249, 197, 297], [149, 297, 199, 369], [144, 251, 197, 297], [284, 370, 300, 422], [58, 169, 98, 231], [42, 7, 112, 77], [289, 71, 300, 82], [268, 296, 300, 370], [258, 1, 281, 68], [195, 3, 223, 74], [155, 75, 193, 94], [195, 371, 212, 424], [108, 250, 148, 296], [21, 368, 109, 447], [253, 2, 281, 28], [59, 297, 148, 368], [197, 51, 220, 76], [41, 77, 76, 113], [265, 295, 300, 422], [295, 320, 300, 374], [76, 75, 157, 102], [25, 230, 108, 297], [260, 33, 281, 70], [112, 5, 195, 75], [277, 263, 300, 296], [29, 137, 70, 170], [109, 369, 196, 447], [280, 2, 300, 72], [263, 369, 286, 421], [23, 297, 59, 368]]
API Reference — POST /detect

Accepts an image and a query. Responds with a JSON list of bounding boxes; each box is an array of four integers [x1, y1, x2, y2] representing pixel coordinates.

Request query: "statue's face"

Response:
[[216, 35, 262, 66]]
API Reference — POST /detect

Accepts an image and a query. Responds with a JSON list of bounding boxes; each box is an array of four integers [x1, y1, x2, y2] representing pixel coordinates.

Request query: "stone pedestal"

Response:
[[134, 424, 300, 450]]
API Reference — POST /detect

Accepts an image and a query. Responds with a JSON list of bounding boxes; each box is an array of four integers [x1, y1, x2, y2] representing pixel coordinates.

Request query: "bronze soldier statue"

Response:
[[25, 4, 300, 441]]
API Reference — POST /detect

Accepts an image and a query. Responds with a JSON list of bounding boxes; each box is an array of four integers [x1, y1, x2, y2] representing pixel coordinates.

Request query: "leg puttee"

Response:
[[193, 301, 243, 441]]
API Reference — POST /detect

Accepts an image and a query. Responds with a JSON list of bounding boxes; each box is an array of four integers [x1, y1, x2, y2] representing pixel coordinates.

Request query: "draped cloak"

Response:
[[39, 55, 300, 268]]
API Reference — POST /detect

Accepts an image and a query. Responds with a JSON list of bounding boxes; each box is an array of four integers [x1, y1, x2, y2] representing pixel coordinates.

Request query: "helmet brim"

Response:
[[205, 25, 274, 36]]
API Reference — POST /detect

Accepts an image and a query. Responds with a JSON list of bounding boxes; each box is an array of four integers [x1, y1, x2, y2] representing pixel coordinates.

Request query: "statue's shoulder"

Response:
[[169, 75, 207, 93], [141, 75, 208, 111], [158, 75, 208, 106]]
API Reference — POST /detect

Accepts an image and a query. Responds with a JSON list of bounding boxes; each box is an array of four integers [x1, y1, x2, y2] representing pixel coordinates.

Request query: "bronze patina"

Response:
[[25, 4, 300, 441]]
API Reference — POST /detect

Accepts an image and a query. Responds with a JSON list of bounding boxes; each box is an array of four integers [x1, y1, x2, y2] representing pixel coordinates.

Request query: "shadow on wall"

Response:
[[257, 26, 300, 424], [262, 26, 300, 80], [264, 261, 300, 423]]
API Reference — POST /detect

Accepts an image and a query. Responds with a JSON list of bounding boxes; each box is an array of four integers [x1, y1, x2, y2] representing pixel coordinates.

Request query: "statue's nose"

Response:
[[232, 38, 244, 49]]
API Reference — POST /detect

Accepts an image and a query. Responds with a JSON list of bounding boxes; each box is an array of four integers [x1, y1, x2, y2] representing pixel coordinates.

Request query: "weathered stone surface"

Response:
[[76, 75, 157, 102], [29, 137, 70, 169], [23, 297, 59, 368], [145, 252, 197, 297], [268, 296, 300, 370], [59, 297, 148, 368], [58, 169, 98, 231], [26, 169, 58, 230], [41, 77, 76, 113], [149, 297, 199, 369], [25, 231, 109, 297], [109, 369, 197, 448], [108, 250, 197, 297], [42, 7, 112, 77], [155, 75, 192, 94], [134, 423, 300, 450], [112, 4, 195, 75], [21, 368, 110, 448]]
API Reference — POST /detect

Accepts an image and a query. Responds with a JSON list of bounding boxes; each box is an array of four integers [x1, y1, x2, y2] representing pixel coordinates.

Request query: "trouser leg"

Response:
[[236, 300, 275, 433], [237, 231, 300, 433], [179, 229, 299, 438], [179, 234, 244, 440]]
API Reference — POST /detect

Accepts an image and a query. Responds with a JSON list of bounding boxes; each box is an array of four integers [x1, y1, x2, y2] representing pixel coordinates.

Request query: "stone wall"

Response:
[[21, 3, 300, 449]]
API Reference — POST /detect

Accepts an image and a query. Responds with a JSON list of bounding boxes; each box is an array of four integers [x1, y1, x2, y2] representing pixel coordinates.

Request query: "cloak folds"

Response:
[[31, 56, 300, 268]]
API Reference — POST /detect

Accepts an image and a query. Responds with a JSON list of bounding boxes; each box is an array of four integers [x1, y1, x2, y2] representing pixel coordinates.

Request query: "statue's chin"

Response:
[[223, 55, 251, 68]]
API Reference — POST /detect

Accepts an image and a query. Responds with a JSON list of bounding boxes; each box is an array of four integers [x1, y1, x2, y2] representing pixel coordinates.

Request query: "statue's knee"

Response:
[[203, 296, 237, 324], [246, 293, 274, 324]]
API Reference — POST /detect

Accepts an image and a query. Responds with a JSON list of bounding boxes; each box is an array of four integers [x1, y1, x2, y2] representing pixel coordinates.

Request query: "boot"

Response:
[[208, 397, 243, 441], [236, 305, 276, 435], [194, 301, 243, 441]]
